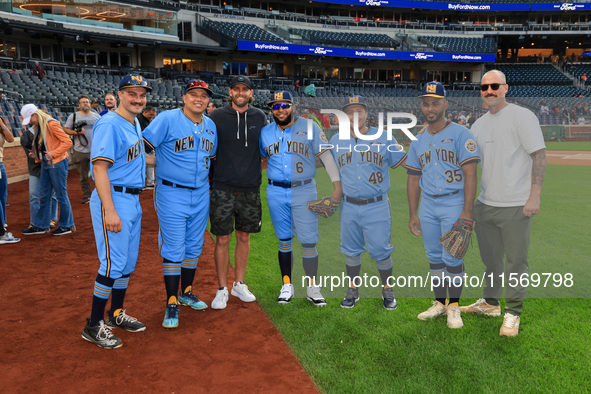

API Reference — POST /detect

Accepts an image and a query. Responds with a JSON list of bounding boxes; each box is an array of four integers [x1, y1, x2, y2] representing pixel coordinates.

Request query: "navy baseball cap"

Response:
[[230, 75, 252, 89], [268, 91, 293, 106], [342, 95, 367, 111], [118, 74, 152, 91], [184, 79, 213, 97], [420, 82, 446, 98]]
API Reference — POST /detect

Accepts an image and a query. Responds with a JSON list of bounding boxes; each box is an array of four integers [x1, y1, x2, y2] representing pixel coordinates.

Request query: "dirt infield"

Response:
[[1, 174, 318, 393], [546, 150, 591, 166]]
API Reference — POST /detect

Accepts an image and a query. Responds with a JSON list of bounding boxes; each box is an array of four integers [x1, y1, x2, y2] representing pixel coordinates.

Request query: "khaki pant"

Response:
[[474, 200, 533, 316], [71, 150, 91, 199]]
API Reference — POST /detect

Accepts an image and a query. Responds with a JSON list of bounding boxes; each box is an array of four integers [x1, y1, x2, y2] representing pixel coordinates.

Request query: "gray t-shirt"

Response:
[[471, 103, 546, 207], [65, 111, 101, 153]]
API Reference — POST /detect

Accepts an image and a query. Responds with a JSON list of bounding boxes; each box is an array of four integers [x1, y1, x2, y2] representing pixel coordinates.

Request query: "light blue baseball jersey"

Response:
[[91, 111, 145, 188], [260, 117, 328, 183], [405, 122, 480, 196], [329, 127, 407, 199], [142, 109, 217, 188]]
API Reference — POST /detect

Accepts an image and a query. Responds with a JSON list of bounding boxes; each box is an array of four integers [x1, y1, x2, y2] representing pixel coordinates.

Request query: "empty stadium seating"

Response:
[[419, 36, 496, 53], [289, 28, 399, 49], [489, 64, 573, 85], [203, 20, 286, 44]]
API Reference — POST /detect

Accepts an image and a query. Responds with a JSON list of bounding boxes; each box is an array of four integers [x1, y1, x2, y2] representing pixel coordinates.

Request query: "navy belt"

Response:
[[268, 179, 313, 188], [344, 195, 383, 205], [113, 186, 143, 195], [429, 190, 460, 198], [162, 179, 196, 190]]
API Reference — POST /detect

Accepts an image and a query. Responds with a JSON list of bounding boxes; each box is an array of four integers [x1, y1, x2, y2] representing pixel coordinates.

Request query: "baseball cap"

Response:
[[230, 75, 252, 90], [21, 103, 38, 126], [268, 91, 293, 106], [118, 73, 152, 91], [420, 81, 447, 98], [342, 95, 367, 111], [184, 79, 213, 97]]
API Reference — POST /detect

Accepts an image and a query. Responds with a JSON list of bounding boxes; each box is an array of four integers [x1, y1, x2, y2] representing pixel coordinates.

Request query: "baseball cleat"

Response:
[[306, 286, 327, 307], [499, 313, 520, 337], [340, 287, 359, 309], [179, 290, 208, 310], [106, 309, 146, 332], [162, 304, 179, 329], [211, 288, 229, 310], [417, 300, 447, 320], [382, 287, 397, 310], [81, 319, 122, 349], [277, 284, 294, 304], [231, 281, 256, 302], [460, 298, 501, 317], [446, 304, 464, 329]]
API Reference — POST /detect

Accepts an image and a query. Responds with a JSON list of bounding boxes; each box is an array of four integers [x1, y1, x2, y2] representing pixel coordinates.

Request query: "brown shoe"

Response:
[[460, 298, 501, 317], [499, 313, 520, 337], [417, 300, 447, 320]]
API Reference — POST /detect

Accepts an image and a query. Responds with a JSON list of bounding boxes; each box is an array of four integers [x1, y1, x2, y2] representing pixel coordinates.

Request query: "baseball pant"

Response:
[[267, 182, 318, 245], [474, 200, 532, 316], [90, 188, 142, 279], [339, 197, 393, 261]]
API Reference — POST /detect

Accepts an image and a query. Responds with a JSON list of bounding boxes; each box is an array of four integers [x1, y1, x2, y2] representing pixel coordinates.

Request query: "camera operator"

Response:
[[64, 95, 101, 204]]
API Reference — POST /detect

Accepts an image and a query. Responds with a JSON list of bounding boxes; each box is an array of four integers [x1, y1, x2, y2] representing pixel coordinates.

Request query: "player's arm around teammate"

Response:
[[81, 74, 151, 349], [142, 80, 217, 329], [260, 91, 341, 306], [406, 82, 479, 329]]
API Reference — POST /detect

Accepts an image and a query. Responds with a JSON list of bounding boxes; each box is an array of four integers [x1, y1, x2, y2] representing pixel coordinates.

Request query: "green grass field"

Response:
[[545, 141, 591, 151], [230, 142, 591, 392]]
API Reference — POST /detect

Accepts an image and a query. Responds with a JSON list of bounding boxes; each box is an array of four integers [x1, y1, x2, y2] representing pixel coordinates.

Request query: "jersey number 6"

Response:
[[444, 169, 463, 184]]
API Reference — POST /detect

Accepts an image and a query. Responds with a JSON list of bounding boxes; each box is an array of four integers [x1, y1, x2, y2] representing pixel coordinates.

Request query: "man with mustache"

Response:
[[461, 70, 546, 337]]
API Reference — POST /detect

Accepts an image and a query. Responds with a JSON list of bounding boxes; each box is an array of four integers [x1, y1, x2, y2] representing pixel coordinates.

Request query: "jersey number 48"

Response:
[[368, 171, 384, 184]]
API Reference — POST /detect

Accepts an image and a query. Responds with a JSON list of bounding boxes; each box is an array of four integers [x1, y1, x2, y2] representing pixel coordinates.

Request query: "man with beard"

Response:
[[208, 76, 268, 309], [100, 92, 117, 116], [461, 70, 546, 337], [406, 82, 479, 329], [260, 91, 342, 305]]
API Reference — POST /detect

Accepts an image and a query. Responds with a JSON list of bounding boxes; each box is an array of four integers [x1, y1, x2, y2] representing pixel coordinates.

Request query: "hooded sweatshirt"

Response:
[[209, 104, 268, 192]]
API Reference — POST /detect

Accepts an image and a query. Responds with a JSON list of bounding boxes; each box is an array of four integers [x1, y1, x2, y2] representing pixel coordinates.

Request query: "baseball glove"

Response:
[[439, 218, 474, 259], [307, 196, 342, 218]]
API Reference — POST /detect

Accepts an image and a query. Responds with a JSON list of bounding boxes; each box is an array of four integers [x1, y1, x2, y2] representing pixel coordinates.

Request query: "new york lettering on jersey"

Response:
[[143, 108, 217, 188]]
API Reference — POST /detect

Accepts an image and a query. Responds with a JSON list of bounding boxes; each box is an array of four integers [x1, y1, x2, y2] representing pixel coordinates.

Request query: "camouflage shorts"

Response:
[[209, 189, 262, 236]]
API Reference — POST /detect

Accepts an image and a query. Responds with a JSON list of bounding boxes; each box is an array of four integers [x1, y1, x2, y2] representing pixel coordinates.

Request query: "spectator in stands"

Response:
[[32, 61, 46, 81], [581, 73, 587, 85], [20, 104, 75, 236], [100, 93, 117, 116], [467, 112, 478, 128], [207, 101, 220, 114], [21, 121, 58, 230], [64, 95, 101, 204], [578, 115, 586, 125], [137, 106, 156, 188], [540, 100, 549, 115], [90, 99, 100, 114], [294, 79, 301, 92], [0, 115, 20, 244]]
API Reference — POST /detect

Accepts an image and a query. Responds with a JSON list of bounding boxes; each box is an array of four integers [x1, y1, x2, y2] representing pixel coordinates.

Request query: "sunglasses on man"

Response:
[[480, 83, 506, 91], [272, 103, 292, 111]]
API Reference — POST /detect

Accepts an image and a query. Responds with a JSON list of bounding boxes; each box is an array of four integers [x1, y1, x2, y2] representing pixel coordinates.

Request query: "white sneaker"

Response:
[[211, 288, 229, 310], [231, 281, 256, 302], [446, 304, 464, 329], [0, 232, 20, 244], [500, 312, 520, 337], [417, 300, 447, 320], [277, 284, 294, 304], [306, 286, 327, 307]]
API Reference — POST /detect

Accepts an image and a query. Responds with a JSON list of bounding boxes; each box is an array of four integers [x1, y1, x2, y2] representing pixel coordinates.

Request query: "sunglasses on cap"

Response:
[[272, 103, 292, 111], [188, 80, 210, 89], [480, 83, 505, 91]]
